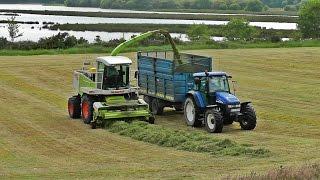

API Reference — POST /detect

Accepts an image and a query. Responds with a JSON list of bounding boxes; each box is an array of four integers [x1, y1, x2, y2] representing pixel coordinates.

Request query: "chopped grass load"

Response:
[[106, 121, 269, 157]]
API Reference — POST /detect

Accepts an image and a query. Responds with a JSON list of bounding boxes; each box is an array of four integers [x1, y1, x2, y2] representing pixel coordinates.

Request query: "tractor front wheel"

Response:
[[68, 96, 81, 119], [81, 95, 94, 124], [239, 104, 257, 130], [204, 109, 223, 133]]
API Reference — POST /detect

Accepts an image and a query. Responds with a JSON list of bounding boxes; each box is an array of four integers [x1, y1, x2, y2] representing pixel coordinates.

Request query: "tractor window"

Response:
[[199, 79, 207, 92], [209, 76, 230, 93]]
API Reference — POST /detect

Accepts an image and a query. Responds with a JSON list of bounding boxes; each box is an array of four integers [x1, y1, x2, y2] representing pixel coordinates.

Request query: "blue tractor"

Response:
[[183, 71, 257, 133]]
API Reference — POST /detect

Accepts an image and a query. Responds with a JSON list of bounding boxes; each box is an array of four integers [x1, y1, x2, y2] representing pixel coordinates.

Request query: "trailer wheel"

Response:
[[184, 97, 201, 127], [68, 96, 81, 119], [239, 104, 257, 130], [174, 105, 183, 112], [151, 98, 164, 115], [148, 116, 155, 124], [81, 95, 94, 124], [143, 95, 151, 104], [204, 109, 223, 133]]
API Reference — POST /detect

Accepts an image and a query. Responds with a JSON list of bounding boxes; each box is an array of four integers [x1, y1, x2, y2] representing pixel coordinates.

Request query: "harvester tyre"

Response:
[[91, 122, 97, 129], [184, 97, 201, 127], [239, 104, 257, 130], [204, 109, 223, 133], [68, 96, 81, 119], [151, 98, 164, 115], [81, 95, 94, 124]]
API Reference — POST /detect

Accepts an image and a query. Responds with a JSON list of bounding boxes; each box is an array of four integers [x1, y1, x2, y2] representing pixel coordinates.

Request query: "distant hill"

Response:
[[0, 0, 64, 4]]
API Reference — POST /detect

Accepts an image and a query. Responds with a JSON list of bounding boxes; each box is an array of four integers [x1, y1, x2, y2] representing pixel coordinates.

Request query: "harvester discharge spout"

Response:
[[111, 29, 182, 64]]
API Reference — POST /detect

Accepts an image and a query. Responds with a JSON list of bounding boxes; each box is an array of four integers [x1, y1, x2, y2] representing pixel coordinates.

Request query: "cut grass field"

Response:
[[0, 47, 319, 179]]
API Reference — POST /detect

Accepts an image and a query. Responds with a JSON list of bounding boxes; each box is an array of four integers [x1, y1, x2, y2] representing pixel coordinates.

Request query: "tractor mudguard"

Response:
[[240, 102, 251, 112], [186, 91, 206, 110]]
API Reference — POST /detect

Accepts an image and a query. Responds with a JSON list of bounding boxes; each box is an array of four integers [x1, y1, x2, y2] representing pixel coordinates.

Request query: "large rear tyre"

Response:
[[239, 104, 257, 130], [184, 97, 201, 127], [204, 109, 223, 133], [151, 98, 164, 115], [68, 96, 81, 119], [81, 95, 94, 124]]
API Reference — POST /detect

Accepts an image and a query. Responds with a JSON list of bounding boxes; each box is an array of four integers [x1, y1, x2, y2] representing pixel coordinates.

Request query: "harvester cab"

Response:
[[68, 56, 154, 129], [96, 56, 131, 90], [68, 29, 178, 129]]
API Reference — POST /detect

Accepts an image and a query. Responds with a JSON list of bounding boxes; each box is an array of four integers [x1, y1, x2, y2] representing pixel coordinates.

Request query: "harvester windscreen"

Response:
[[208, 76, 230, 93], [102, 65, 130, 90]]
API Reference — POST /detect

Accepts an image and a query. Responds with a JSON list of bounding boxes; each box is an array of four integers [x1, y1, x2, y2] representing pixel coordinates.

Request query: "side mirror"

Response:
[[134, 71, 138, 79], [231, 80, 238, 95], [194, 77, 201, 85]]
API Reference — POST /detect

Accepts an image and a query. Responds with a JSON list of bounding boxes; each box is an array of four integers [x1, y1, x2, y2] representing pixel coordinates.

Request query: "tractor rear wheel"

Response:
[[239, 104, 257, 130], [184, 97, 202, 127], [204, 109, 223, 133], [68, 96, 81, 119], [81, 95, 94, 124], [151, 98, 164, 115]]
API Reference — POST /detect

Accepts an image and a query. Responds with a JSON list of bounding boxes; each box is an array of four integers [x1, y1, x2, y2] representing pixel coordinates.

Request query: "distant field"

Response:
[[0, 47, 319, 179]]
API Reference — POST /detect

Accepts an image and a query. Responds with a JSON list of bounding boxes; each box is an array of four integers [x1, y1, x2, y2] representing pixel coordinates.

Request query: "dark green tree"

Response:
[[187, 24, 211, 42], [229, 3, 241, 10], [298, 0, 320, 38], [194, 0, 213, 9], [224, 18, 256, 41], [245, 0, 265, 11], [100, 0, 112, 8], [64, 0, 78, 6]]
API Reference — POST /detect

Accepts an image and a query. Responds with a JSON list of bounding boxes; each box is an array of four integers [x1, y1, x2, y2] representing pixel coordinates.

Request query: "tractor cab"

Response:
[[193, 72, 241, 112], [96, 56, 131, 90]]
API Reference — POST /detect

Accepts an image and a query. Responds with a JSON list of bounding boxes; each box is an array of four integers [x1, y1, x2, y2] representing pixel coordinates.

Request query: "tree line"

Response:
[[2, 0, 303, 12], [0, 0, 64, 3], [64, 0, 269, 12], [63, 0, 306, 11]]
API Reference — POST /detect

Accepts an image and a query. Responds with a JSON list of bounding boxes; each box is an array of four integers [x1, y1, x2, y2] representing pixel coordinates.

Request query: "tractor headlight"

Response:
[[228, 104, 241, 108]]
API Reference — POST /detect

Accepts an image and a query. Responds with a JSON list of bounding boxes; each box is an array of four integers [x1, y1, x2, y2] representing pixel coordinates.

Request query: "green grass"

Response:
[[0, 47, 319, 179], [232, 163, 320, 179], [107, 121, 269, 157], [1, 40, 320, 56]]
